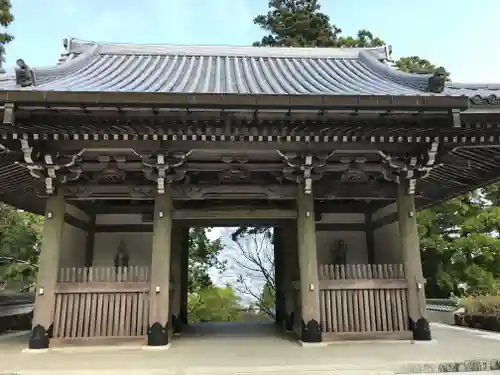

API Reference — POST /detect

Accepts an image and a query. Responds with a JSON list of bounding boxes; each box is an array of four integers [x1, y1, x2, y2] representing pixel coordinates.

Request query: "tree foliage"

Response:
[[229, 229, 276, 318], [188, 227, 226, 294], [0, 0, 14, 61], [0, 204, 43, 290], [188, 285, 243, 322], [419, 188, 500, 297], [253, 0, 383, 47]]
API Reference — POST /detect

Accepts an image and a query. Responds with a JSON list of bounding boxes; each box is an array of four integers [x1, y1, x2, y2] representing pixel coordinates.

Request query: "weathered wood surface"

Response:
[[317, 264, 410, 338], [52, 266, 150, 341]]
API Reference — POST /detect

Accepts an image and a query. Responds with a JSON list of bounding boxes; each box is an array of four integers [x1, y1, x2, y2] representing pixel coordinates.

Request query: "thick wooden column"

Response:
[[84, 207, 96, 267], [397, 184, 431, 341], [170, 223, 182, 334], [273, 226, 285, 327], [179, 226, 190, 325], [282, 221, 298, 332], [365, 211, 375, 264], [29, 191, 66, 349], [296, 187, 321, 343], [148, 191, 173, 346]]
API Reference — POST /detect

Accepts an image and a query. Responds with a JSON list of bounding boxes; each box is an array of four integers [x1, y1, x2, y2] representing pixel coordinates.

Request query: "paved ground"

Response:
[[1, 322, 500, 374]]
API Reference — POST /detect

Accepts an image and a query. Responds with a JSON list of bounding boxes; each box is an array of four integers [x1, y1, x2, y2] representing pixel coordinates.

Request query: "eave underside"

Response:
[[0, 110, 500, 216]]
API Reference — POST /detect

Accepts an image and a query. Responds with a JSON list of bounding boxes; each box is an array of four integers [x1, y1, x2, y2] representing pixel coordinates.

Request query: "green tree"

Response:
[[188, 285, 243, 322], [0, 0, 13, 62], [0, 203, 43, 290], [419, 189, 500, 297], [253, 0, 383, 47], [188, 227, 226, 294]]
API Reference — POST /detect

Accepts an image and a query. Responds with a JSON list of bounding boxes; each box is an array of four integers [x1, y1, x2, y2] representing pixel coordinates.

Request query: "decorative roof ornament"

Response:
[[15, 59, 36, 87], [428, 67, 447, 93]]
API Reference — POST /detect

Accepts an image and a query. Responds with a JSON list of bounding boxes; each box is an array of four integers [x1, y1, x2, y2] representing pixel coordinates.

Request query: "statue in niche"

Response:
[[331, 239, 347, 265], [114, 240, 130, 271]]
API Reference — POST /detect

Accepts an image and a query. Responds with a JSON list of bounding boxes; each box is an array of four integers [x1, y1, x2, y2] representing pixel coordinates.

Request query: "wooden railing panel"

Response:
[[317, 263, 410, 338], [57, 266, 150, 283], [53, 266, 151, 341], [318, 264, 405, 280]]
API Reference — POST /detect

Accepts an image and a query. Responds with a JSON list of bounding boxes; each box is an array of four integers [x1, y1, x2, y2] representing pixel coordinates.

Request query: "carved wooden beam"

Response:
[[15, 139, 85, 194], [277, 150, 335, 194], [133, 150, 192, 194], [315, 182, 398, 200], [63, 182, 400, 200]]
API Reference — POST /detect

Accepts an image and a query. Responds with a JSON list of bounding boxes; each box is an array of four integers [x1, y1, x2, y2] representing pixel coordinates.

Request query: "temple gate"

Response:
[[0, 38, 498, 349]]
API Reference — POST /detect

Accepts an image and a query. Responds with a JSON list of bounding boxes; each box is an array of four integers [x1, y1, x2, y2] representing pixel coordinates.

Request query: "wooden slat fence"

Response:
[[52, 266, 150, 342], [318, 264, 410, 340]]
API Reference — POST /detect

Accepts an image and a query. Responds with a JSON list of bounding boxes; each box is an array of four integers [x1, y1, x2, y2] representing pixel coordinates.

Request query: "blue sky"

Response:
[[5, 0, 500, 83]]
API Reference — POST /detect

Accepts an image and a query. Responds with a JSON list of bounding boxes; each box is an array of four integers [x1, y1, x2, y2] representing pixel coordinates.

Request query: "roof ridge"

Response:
[[358, 51, 432, 92], [63, 37, 390, 60]]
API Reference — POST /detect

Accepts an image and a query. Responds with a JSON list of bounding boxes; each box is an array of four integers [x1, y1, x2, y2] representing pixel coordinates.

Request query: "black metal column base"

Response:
[[286, 311, 295, 331], [285, 312, 294, 331], [275, 310, 284, 326], [172, 314, 182, 334], [28, 324, 52, 349], [301, 319, 322, 343], [410, 317, 432, 341], [147, 321, 169, 346]]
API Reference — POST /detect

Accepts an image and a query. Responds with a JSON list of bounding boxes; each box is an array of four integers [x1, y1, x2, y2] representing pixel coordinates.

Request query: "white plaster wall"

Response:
[[92, 232, 153, 267], [59, 224, 87, 267], [316, 230, 367, 265], [96, 214, 145, 225], [315, 212, 368, 265], [92, 214, 152, 267], [373, 221, 403, 264]]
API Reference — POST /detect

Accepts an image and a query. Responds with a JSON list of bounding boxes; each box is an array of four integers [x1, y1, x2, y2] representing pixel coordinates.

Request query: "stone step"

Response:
[[1, 370, 396, 375]]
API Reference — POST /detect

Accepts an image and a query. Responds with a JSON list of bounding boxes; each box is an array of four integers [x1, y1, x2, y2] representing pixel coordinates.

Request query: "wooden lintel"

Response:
[[95, 224, 152, 233], [317, 183, 398, 200], [64, 213, 89, 231], [172, 208, 297, 220], [64, 183, 397, 201], [372, 212, 398, 230], [315, 223, 365, 231]]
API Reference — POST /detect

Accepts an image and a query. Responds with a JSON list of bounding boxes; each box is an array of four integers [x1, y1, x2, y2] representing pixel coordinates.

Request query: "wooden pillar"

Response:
[[397, 184, 431, 341], [282, 221, 297, 332], [296, 187, 321, 343], [273, 226, 285, 327], [29, 191, 66, 349], [84, 206, 96, 267], [365, 211, 375, 264], [148, 191, 173, 346], [179, 226, 190, 325], [170, 222, 182, 334]]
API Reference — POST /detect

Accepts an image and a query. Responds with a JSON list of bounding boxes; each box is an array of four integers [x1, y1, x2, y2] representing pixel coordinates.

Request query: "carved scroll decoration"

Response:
[[15, 139, 85, 194], [134, 150, 192, 194], [378, 140, 440, 194], [277, 151, 334, 194]]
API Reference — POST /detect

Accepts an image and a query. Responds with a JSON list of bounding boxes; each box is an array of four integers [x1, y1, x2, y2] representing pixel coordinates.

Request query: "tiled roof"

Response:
[[0, 37, 498, 99]]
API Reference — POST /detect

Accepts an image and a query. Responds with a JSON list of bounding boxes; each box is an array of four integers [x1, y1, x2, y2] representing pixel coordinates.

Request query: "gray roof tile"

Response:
[[1, 38, 499, 99]]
